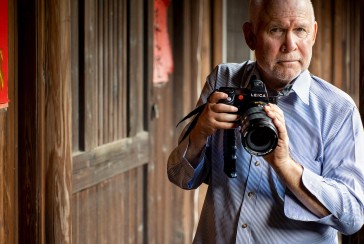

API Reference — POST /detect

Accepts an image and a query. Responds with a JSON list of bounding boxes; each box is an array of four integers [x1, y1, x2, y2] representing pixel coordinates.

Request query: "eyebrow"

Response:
[[267, 19, 311, 28]]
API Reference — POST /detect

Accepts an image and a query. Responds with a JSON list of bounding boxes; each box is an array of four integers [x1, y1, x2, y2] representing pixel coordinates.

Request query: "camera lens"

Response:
[[244, 125, 277, 154], [240, 106, 278, 156]]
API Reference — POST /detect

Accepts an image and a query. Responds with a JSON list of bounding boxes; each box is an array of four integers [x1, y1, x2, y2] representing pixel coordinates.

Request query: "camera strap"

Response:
[[176, 90, 217, 143]]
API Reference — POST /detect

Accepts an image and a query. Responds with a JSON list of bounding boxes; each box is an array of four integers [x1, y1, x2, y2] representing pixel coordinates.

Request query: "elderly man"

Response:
[[167, 0, 364, 243]]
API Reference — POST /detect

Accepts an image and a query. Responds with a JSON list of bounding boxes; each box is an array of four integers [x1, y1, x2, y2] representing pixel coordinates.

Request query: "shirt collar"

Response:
[[291, 70, 311, 105], [245, 62, 311, 105]]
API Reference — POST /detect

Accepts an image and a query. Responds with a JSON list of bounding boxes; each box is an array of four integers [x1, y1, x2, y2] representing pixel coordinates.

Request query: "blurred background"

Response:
[[0, 0, 363, 243]]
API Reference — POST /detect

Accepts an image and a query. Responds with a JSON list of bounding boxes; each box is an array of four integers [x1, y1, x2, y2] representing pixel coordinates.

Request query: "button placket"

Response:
[[248, 191, 255, 198], [237, 157, 263, 238]]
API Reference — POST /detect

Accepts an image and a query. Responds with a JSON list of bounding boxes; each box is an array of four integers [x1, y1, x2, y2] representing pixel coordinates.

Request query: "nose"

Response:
[[281, 31, 298, 52]]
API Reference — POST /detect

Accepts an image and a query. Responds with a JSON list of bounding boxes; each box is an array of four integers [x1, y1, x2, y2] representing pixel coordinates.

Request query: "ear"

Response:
[[243, 22, 256, 50], [311, 21, 318, 44]]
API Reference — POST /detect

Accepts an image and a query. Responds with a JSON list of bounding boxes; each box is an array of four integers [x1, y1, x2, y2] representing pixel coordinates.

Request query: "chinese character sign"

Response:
[[153, 0, 173, 84], [0, 0, 9, 108]]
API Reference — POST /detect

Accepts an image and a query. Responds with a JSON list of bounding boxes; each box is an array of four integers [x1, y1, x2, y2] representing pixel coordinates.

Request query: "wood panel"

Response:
[[310, 0, 360, 105], [18, 0, 41, 242], [71, 0, 80, 152], [128, 0, 145, 137], [71, 0, 150, 243], [212, 0, 223, 67], [74, 0, 128, 152], [1, 0, 18, 243], [18, 0, 72, 243], [72, 131, 149, 192], [72, 167, 146, 244], [41, 0, 73, 242], [72, 0, 149, 184], [225, 0, 250, 63], [147, 0, 217, 243]]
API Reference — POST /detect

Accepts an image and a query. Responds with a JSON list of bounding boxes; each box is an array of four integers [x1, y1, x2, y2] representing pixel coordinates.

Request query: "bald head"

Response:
[[249, 0, 315, 28], [242, 0, 318, 90]]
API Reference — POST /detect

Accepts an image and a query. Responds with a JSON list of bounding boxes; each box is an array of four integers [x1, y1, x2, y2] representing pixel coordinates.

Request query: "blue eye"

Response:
[[295, 28, 308, 38], [269, 27, 284, 37], [270, 28, 283, 33]]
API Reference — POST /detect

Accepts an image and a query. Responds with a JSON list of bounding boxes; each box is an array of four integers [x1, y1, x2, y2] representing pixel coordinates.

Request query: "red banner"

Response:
[[153, 0, 173, 84], [0, 0, 9, 108]]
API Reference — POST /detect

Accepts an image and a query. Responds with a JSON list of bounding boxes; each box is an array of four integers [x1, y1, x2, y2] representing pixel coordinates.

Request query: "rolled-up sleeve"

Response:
[[167, 136, 210, 189], [284, 107, 364, 235]]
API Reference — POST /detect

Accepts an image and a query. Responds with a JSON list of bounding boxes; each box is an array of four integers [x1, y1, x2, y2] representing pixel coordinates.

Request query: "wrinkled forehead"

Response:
[[249, 0, 315, 25]]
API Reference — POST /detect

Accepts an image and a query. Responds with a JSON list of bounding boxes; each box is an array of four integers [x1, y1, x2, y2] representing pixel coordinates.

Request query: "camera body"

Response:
[[218, 78, 279, 177]]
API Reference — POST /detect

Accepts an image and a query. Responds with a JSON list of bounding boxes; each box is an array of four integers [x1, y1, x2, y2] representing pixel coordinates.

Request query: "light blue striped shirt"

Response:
[[167, 61, 364, 243]]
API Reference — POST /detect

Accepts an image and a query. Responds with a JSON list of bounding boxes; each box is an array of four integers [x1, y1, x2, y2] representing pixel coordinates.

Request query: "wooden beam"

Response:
[[18, 0, 42, 242], [18, 1, 73, 242], [72, 131, 149, 192], [5, 0, 17, 243], [41, 0, 73, 243]]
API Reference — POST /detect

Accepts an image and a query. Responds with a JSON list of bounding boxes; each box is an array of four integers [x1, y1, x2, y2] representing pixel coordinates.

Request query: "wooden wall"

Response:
[[0, 0, 361, 244], [148, 0, 218, 243], [71, 0, 151, 243], [18, 0, 72, 242], [0, 0, 17, 243], [311, 0, 361, 105]]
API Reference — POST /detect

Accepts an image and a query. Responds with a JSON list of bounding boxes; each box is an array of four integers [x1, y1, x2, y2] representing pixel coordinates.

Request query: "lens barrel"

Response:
[[240, 105, 278, 156]]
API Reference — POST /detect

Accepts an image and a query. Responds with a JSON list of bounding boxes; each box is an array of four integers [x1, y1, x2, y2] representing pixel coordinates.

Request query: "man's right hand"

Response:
[[186, 91, 240, 165]]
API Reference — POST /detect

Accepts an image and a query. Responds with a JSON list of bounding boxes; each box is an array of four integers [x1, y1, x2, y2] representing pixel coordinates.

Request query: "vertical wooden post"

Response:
[[19, 0, 72, 242], [41, 0, 72, 243]]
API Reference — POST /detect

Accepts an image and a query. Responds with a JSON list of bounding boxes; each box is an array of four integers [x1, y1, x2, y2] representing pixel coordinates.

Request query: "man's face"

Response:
[[246, 0, 317, 90]]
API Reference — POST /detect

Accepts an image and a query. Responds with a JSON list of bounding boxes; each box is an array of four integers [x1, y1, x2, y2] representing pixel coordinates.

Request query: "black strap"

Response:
[[177, 103, 206, 143], [177, 90, 217, 143]]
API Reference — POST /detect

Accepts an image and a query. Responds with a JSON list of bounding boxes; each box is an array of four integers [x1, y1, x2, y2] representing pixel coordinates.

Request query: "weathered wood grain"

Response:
[[72, 131, 149, 192], [42, 0, 73, 243]]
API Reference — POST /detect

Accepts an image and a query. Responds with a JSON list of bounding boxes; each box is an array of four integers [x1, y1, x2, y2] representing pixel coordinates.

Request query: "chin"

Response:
[[274, 69, 301, 83]]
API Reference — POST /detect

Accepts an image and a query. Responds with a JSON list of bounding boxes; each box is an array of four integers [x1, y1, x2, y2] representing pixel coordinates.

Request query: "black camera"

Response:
[[218, 77, 278, 177]]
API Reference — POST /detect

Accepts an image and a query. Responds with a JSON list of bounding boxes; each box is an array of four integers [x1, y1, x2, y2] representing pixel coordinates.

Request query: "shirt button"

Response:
[[242, 223, 248, 228], [255, 161, 260, 166], [248, 192, 255, 198]]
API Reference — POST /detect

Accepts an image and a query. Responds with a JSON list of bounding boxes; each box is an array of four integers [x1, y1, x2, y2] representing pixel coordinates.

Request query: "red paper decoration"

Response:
[[0, 0, 9, 108], [153, 0, 173, 84]]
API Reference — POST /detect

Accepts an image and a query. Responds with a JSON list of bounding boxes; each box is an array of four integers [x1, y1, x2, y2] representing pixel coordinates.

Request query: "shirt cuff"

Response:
[[178, 136, 208, 188], [284, 167, 338, 224]]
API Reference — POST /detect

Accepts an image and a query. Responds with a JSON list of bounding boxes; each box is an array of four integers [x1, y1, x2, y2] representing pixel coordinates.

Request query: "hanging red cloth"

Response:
[[0, 0, 9, 108], [153, 0, 173, 84]]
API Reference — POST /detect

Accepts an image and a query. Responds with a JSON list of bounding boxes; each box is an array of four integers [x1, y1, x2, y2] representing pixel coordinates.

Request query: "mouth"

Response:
[[277, 60, 300, 66]]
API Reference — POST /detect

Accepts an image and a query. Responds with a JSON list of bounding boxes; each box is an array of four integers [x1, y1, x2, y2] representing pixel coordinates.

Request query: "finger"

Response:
[[210, 103, 238, 113], [264, 104, 288, 137], [208, 91, 229, 103], [213, 112, 240, 123], [265, 104, 283, 121]]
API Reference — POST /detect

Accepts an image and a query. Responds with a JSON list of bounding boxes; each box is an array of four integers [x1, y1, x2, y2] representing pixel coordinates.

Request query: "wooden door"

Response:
[[17, 0, 152, 243], [71, 0, 152, 243]]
